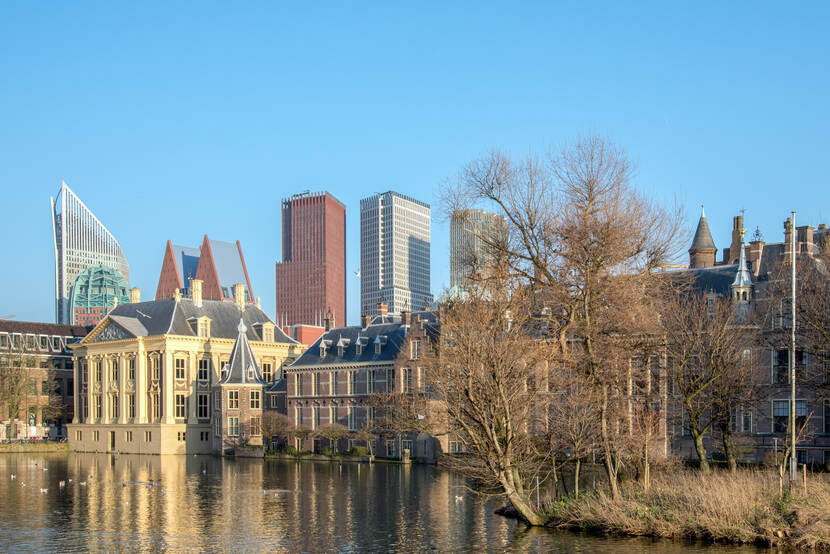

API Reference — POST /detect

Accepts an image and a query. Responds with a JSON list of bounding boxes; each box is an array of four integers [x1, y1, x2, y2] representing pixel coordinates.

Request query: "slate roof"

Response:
[[291, 312, 436, 368], [669, 264, 738, 296], [689, 209, 716, 252], [0, 321, 91, 338], [218, 320, 266, 385], [90, 297, 297, 343]]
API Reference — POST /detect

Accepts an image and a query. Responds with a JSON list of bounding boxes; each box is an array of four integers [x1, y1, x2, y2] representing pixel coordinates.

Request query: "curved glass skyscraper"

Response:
[[51, 181, 130, 324]]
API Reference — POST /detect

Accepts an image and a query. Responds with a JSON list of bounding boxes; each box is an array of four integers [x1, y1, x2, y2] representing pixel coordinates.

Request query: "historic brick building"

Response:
[[0, 320, 91, 439], [275, 191, 347, 328], [67, 280, 304, 455]]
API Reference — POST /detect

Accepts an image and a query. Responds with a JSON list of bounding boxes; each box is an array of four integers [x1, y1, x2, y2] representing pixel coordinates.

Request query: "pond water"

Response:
[[0, 453, 765, 552]]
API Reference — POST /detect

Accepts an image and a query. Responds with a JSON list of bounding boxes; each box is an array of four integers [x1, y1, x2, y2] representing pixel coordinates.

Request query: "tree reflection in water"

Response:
[[0, 453, 764, 553]]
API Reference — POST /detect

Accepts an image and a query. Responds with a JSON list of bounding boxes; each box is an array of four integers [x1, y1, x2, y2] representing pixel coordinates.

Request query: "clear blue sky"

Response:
[[1, 2, 828, 325]]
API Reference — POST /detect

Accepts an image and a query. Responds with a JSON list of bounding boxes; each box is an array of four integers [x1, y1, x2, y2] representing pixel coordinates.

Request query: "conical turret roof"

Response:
[[689, 205, 716, 252], [732, 242, 753, 288], [218, 319, 265, 385]]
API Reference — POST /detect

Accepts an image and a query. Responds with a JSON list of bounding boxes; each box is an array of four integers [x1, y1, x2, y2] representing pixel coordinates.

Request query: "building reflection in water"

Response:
[[0, 453, 763, 552]]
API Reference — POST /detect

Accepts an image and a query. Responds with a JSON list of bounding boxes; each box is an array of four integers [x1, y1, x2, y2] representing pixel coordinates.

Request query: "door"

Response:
[[110, 431, 116, 451]]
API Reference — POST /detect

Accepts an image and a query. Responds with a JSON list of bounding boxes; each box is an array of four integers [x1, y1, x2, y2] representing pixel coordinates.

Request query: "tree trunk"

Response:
[[642, 443, 650, 492], [690, 429, 710, 473], [720, 423, 737, 474], [574, 458, 581, 499], [504, 482, 546, 526], [600, 385, 621, 499]]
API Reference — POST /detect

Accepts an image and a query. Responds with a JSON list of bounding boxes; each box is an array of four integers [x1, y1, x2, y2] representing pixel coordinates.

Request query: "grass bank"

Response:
[[542, 469, 830, 549], [0, 442, 69, 453]]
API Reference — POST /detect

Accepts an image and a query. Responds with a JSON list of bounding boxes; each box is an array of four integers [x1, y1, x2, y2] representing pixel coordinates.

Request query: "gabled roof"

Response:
[[82, 297, 297, 344], [669, 264, 738, 297], [218, 319, 266, 385], [689, 206, 716, 252]]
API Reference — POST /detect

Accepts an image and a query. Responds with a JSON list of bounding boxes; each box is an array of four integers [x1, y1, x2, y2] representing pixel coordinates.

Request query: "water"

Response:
[[0, 453, 765, 552]]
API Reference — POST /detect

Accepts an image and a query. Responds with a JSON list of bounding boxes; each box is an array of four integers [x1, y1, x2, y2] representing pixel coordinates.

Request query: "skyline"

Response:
[[1, 3, 828, 325]]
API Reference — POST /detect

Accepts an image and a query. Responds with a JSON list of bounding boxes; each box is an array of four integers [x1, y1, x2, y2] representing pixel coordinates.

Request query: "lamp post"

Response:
[[789, 210, 797, 483]]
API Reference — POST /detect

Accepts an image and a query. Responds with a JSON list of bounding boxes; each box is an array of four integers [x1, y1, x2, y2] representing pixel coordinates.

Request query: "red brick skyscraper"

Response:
[[275, 192, 346, 328]]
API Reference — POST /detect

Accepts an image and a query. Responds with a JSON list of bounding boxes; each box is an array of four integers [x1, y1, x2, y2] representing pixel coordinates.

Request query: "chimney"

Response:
[[233, 283, 245, 310], [190, 279, 203, 308], [130, 288, 141, 304], [400, 310, 411, 326], [324, 308, 333, 331], [783, 217, 794, 258], [361, 314, 371, 329], [173, 288, 181, 301], [377, 302, 388, 316], [797, 225, 814, 256]]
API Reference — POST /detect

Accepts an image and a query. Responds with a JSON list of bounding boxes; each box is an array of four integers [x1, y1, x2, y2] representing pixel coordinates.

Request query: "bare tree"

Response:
[[0, 342, 36, 435], [316, 423, 348, 454], [261, 412, 292, 450], [444, 135, 685, 499], [660, 288, 754, 473]]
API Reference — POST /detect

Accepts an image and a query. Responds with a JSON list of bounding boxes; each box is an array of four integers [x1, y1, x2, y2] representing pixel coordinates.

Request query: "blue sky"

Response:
[[1, 2, 828, 325]]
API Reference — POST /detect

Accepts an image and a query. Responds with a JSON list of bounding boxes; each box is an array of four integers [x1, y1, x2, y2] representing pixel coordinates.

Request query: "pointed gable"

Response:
[[155, 240, 184, 300], [219, 319, 266, 385], [195, 235, 224, 300]]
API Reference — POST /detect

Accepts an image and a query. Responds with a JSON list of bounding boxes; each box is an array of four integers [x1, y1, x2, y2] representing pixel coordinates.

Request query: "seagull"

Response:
[[88, 474, 93, 479], [42, 468, 48, 472], [201, 470, 206, 475], [40, 488, 48, 493], [10, 474, 15, 480], [67, 479, 72, 483], [455, 495, 463, 502], [125, 501, 129, 505], [20, 482, 26, 487], [79, 482, 87, 486], [59, 481, 66, 488]]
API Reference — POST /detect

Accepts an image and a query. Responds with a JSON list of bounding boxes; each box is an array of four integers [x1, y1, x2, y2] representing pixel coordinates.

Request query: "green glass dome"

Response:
[[69, 264, 130, 325]]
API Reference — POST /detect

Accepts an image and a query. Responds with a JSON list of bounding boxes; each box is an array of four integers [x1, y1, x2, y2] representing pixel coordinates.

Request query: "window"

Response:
[[262, 362, 272, 382], [367, 370, 375, 394], [386, 368, 395, 393], [55, 379, 62, 397], [825, 402, 830, 434], [410, 339, 421, 360], [67, 379, 74, 396], [198, 393, 209, 418], [94, 395, 102, 419], [329, 406, 336, 425], [313, 407, 320, 429], [152, 392, 161, 419], [375, 341, 381, 355], [177, 431, 186, 442], [128, 394, 135, 418], [200, 431, 208, 441], [110, 394, 119, 419], [402, 368, 412, 394], [41, 379, 49, 397], [175, 393, 186, 418], [449, 441, 464, 454], [75, 430, 82, 441], [250, 390, 260, 409], [263, 327, 274, 342], [150, 357, 160, 381], [250, 417, 261, 436], [742, 411, 752, 433], [296, 374, 304, 396], [0, 334, 8, 348], [347, 407, 355, 431], [270, 395, 279, 409], [39, 336, 48, 350], [313, 373, 320, 396], [95, 361, 102, 383], [145, 431, 152, 442], [348, 371, 356, 395], [81, 397, 88, 419], [331, 372, 339, 396], [386, 440, 395, 457], [125, 431, 133, 442], [228, 390, 239, 409], [215, 392, 221, 410], [214, 417, 220, 437], [92, 431, 100, 442], [295, 406, 303, 426], [774, 400, 807, 432], [111, 360, 119, 383], [128, 358, 135, 380], [175, 358, 185, 379], [401, 440, 413, 456], [28, 379, 36, 395], [356, 343, 363, 356], [228, 417, 240, 436], [320, 344, 327, 357], [198, 359, 209, 381]]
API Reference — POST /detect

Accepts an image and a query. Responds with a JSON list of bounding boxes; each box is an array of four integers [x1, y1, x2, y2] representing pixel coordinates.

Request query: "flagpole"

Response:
[[790, 210, 797, 483]]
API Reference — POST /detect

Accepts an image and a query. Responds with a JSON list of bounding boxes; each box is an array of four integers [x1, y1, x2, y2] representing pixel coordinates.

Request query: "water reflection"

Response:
[[0, 453, 765, 552]]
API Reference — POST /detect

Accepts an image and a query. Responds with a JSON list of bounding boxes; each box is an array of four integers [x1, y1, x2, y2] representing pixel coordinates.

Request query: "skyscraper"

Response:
[[51, 181, 130, 324], [275, 192, 346, 328], [449, 209, 506, 292], [360, 191, 432, 316]]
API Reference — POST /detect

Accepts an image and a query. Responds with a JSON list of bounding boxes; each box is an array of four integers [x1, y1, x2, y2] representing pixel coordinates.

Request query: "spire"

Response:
[[732, 242, 752, 288], [219, 318, 265, 385], [690, 205, 716, 252]]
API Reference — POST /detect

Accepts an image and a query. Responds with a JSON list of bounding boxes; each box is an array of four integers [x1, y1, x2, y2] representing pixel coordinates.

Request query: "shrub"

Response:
[[349, 446, 368, 457], [284, 445, 299, 456], [321, 446, 332, 456]]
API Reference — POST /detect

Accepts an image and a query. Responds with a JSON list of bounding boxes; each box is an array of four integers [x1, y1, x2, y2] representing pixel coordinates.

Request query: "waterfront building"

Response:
[[51, 181, 130, 325], [67, 281, 304, 455], [0, 320, 91, 439], [285, 304, 443, 459], [360, 191, 433, 316], [449, 209, 506, 293], [155, 235, 255, 303], [670, 209, 830, 466], [275, 191, 347, 328]]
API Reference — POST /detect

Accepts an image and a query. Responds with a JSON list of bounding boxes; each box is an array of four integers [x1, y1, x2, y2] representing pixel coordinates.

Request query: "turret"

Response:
[[689, 205, 717, 268]]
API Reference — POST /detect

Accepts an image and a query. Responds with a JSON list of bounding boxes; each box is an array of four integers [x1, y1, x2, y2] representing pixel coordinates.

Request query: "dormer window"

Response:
[[338, 345, 345, 357], [375, 341, 381, 354], [320, 339, 332, 358]]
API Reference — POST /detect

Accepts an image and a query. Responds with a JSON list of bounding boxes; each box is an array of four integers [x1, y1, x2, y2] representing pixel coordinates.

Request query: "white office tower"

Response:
[[51, 181, 130, 324], [449, 209, 506, 294], [360, 191, 433, 316]]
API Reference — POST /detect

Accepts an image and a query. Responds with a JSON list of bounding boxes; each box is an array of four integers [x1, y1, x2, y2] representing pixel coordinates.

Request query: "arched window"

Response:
[[742, 291, 747, 301]]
